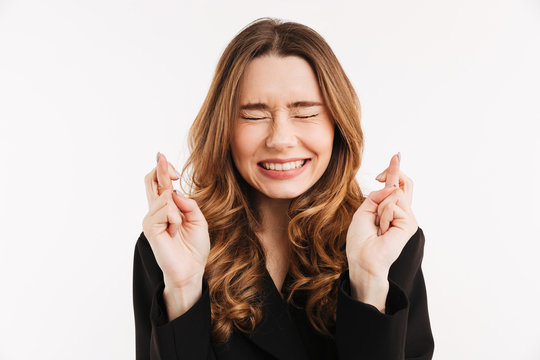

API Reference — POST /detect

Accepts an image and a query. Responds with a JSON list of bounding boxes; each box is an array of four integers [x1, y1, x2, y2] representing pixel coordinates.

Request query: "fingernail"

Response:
[[156, 152, 161, 163], [385, 183, 397, 188], [174, 189, 185, 198], [397, 152, 401, 163], [375, 171, 385, 181]]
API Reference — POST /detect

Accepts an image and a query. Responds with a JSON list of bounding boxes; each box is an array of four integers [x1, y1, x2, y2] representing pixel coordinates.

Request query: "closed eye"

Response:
[[296, 114, 319, 119], [241, 114, 319, 120]]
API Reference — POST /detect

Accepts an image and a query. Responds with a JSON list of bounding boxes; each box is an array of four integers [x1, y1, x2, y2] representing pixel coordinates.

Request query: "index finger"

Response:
[[156, 152, 173, 195], [384, 152, 401, 188]]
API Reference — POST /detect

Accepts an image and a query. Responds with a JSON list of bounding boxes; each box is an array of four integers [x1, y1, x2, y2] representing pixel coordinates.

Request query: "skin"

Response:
[[346, 153, 419, 311], [142, 153, 210, 321], [142, 55, 419, 320], [230, 55, 335, 291]]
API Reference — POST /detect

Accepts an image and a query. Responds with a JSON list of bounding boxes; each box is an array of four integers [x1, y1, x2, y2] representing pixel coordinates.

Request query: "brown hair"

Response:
[[178, 17, 365, 345]]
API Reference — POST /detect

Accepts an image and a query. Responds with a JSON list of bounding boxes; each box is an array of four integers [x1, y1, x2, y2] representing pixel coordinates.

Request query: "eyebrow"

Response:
[[239, 101, 324, 111]]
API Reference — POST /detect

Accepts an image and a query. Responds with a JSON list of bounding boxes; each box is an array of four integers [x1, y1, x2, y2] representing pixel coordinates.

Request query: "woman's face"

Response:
[[230, 54, 335, 199]]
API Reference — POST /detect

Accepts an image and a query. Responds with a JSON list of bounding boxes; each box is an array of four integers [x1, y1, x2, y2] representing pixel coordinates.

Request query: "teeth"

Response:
[[262, 160, 306, 171]]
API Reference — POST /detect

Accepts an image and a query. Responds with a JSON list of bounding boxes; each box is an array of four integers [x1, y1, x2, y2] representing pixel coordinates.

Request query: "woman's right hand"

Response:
[[142, 152, 210, 290]]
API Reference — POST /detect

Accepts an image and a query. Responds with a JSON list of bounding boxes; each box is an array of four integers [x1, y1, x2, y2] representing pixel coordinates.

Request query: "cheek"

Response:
[[306, 127, 334, 157], [231, 127, 261, 163]]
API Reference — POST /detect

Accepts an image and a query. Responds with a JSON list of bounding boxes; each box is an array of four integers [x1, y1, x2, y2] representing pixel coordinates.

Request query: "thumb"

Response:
[[348, 185, 399, 240], [172, 190, 207, 225], [360, 185, 398, 213], [168, 221, 181, 238], [165, 195, 183, 237]]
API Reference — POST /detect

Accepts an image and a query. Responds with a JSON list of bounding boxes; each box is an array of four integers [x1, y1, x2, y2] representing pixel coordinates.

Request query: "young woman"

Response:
[[133, 17, 434, 360]]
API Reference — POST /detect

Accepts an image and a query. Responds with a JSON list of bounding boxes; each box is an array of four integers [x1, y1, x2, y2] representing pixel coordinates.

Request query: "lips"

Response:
[[257, 157, 311, 167], [257, 159, 311, 180]]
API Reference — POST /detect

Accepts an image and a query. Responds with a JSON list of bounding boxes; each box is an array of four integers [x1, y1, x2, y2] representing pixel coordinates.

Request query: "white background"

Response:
[[1, 0, 539, 359]]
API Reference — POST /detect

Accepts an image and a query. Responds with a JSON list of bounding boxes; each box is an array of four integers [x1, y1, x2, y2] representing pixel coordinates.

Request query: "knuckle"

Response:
[[142, 215, 149, 229], [157, 193, 168, 205], [160, 188, 174, 198], [399, 170, 411, 182], [144, 169, 155, 181]]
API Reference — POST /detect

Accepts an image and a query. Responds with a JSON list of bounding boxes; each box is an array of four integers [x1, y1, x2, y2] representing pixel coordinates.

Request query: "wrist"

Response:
[[162, 279, 203, 322], [163, 271, 204, 290], [348, 267, 389, 313], [349, 265, 389, 286]]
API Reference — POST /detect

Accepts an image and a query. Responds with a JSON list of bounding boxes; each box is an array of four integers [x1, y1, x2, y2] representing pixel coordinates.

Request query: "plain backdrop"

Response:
[[1, 0, 539, 359]]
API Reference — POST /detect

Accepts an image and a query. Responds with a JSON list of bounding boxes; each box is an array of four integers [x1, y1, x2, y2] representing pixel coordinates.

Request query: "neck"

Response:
[[256, 193, 290, 230], [256, 193, 291, 252], [254, 193, 292, 277]]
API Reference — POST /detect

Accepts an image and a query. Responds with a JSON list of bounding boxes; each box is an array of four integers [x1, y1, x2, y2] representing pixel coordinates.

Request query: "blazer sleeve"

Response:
[[335, 226, 435, 360], [132, 231, 216, 360]]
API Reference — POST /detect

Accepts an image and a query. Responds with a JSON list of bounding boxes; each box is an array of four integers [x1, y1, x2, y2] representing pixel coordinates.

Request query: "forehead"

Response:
[[237, 55, 323, 105]]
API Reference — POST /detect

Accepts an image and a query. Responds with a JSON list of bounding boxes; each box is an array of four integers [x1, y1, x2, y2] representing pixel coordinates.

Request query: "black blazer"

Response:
[[133, 226, 434, 359]]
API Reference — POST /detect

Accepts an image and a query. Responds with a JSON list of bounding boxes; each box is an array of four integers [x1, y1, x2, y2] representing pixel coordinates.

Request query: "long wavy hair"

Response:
[[178, 17, 365, 345]]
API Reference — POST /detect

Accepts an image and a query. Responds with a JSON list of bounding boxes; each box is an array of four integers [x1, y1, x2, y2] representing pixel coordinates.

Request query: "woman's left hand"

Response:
[[346, 153, 419, 281]]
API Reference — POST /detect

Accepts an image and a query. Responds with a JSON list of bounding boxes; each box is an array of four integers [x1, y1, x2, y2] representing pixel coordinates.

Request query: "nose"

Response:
[[265, 115, 298, 150]]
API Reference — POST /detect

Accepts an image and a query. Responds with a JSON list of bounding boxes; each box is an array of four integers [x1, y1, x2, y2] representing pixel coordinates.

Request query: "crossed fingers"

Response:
[[144, 152, 181, 208], [374, 153, 414, 235]]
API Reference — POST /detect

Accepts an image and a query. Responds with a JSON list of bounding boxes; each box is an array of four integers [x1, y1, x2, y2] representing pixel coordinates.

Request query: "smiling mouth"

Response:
[[257, 159, 311, 171]]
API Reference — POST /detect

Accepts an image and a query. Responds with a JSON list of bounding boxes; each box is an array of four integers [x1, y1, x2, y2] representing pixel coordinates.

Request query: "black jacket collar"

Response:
[[244, 269, 310, 360]]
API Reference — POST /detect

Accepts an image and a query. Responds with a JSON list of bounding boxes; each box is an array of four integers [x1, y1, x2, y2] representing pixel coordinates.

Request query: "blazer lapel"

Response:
[[244, 270, 310, 360]]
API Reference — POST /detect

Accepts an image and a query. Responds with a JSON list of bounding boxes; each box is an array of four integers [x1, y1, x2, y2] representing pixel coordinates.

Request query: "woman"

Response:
[[133, 17, 434, 359]]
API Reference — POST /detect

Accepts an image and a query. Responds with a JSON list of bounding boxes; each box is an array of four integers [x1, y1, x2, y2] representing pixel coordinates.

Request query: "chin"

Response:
[[260, 187, 308, 199]]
